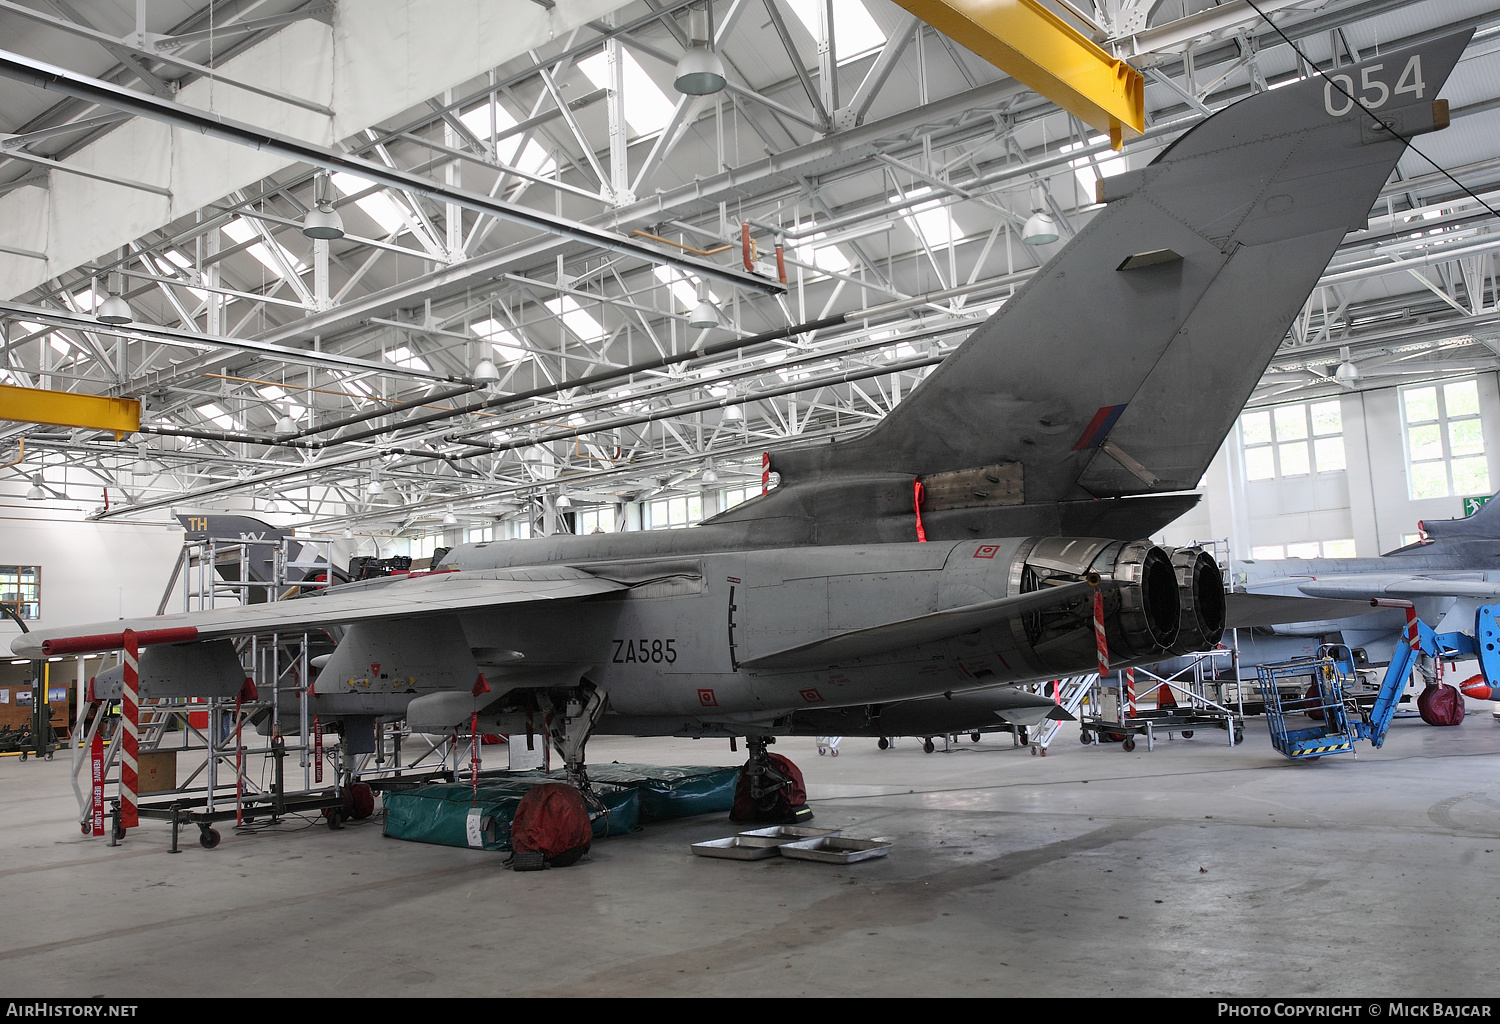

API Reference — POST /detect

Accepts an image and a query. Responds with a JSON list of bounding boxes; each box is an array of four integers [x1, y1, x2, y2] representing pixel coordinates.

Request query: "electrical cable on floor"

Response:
[[1245, 0, 1500, 221]]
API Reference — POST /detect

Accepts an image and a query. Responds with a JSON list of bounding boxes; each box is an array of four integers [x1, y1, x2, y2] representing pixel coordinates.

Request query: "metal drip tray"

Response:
[[690, 835, 788, 860], [737, 825, 841, 842], [777, 836, 893, 864]]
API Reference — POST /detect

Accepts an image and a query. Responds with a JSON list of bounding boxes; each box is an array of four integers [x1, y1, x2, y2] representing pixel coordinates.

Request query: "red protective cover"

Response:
[[1304, 683, 1326, 721], [511, 783, 592, 864], [1417, 683, 1466, 726], [731, 753, 807, 822]]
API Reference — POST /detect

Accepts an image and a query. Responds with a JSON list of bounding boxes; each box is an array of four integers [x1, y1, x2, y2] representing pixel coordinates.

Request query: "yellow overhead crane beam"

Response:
[[0, 384, 140, 439], [892, 0, 1144, 149]]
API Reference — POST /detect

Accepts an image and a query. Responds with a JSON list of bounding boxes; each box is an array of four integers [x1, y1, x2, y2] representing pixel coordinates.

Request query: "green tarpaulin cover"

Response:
[[383, 777, 639, 852]]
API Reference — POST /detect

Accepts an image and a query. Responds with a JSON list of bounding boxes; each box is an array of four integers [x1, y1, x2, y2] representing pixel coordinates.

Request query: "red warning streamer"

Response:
[[913, 479, 927, 543]]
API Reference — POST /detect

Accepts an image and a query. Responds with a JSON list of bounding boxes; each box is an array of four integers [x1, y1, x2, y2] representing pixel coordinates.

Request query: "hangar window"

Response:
[[575, 507, 615, 534], [1402, 380, 1491, 500], [721, 486, 755, 511], [0, 566, 40, 620], [647, 495, 701, 530], [466, 526, 493, 544], [1240, 400, 1344, 481]]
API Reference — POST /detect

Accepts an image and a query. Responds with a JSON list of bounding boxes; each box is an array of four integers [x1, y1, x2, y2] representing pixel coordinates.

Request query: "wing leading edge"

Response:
[[10, 567, 626, 658]]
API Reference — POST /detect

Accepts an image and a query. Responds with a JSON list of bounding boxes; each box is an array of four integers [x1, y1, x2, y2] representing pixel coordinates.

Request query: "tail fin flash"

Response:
[[766, 31, 1471, 525]]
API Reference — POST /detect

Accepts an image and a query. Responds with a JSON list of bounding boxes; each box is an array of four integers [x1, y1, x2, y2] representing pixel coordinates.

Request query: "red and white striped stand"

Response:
[[117, 629, 140, 838], [1092, 590, 1109, 679], [1125, 668, 1137, 719]]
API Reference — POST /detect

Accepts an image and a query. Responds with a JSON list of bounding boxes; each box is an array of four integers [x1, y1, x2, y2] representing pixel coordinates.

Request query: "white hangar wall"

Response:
[[1158, 372, 1500, 559], [0, 507, 183, 654]]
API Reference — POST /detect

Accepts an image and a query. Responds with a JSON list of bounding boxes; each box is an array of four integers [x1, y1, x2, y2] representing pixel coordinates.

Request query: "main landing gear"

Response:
[[731, 736, 812, 825]]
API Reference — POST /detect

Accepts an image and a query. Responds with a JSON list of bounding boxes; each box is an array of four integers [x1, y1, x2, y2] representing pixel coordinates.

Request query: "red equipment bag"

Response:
[[1417, 682, 1465, 726], [731, 753, 808, 823], [510, 783, 592, 868]]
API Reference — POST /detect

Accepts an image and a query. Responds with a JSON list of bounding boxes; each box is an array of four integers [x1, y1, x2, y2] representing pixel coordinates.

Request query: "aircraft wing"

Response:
[[1223, 591, 1388, 629], [10, 567, 626, 658], [739, 581, 1096, 670], [1296, 576, 1500, 602]]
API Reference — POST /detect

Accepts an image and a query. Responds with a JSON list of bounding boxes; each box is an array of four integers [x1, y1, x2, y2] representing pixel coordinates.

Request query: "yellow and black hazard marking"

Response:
[[1292, 741, 1353, 756]]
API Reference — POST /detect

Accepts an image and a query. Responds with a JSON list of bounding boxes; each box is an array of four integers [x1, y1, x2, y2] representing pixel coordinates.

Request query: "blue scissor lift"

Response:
[[1255, 609, 1500, 761]]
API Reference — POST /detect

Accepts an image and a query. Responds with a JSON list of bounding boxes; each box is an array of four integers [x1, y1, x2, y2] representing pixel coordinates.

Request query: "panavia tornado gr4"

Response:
[[15, 31, 1471, 817]]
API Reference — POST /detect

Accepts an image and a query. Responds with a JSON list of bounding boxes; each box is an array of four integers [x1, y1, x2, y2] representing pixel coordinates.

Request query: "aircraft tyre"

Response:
[[1018, 727, 1029, 746], [922, 738, 935, 753], [1182, 730, 1194, 739], [877, 737, 889, 750]]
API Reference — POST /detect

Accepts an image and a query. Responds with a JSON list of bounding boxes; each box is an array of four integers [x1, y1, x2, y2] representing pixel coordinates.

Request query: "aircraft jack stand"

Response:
[[733, 736, 813, 825]]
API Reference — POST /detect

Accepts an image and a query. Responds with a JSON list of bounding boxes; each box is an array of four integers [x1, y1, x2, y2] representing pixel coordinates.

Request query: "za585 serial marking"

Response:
[[613, 638, 678, 664]]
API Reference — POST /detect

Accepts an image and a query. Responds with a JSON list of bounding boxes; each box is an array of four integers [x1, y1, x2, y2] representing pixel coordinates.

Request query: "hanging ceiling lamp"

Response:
[[25, 475, 44, 501], [1021, 184, 1060, 246], [96, 263, 133, 325], [301, 172, 345, 240], [674, 5, 726, 95]]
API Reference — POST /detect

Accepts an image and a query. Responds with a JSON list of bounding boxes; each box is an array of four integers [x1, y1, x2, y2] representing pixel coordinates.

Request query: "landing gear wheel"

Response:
[[1018, 727, 1030, 747], [1122, 737, 1137, 752], [970, 731, 981, 743], [199, 828, 220, 850], [922, 738, 935, 754], [1181, 730, 1194, 739], [877, 737, 889, 750]]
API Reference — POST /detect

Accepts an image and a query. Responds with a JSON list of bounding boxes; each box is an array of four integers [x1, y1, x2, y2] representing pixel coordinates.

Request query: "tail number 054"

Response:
[[1325, 55, 1425, 117]]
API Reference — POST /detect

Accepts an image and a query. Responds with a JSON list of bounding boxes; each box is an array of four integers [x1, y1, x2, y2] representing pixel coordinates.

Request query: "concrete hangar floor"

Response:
[[0, 718, 1496, 999]]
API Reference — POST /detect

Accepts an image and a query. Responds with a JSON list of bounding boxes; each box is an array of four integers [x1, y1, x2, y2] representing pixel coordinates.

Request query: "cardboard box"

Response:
[[137, 750, 177, 794]]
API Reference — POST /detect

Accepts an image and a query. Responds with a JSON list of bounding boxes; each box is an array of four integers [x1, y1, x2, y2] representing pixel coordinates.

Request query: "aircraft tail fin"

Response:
[[749, 30, 1470, 537]]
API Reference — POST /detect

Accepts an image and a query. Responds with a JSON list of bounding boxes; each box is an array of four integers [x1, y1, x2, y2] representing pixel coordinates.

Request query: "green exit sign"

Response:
[[1463, 494, 1492, 517]]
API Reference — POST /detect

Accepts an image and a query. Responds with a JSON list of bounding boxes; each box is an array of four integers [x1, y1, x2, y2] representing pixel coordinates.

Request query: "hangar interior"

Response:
[[1, 0, 1500, 1000]]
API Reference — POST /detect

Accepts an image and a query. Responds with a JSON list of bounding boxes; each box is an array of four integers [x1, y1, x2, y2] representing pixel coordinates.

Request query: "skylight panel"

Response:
[[543, 296, 606, 342], [459, 103, 555, 177], [786, 0, 886, 64], [222, 218, 308, 277], [473, 318, 530, 363], [385, 346, 432, 372], [793, 232, 852, 274], [159, 250, 210, 301], [652, 266, 718, 310], [1062, 136, 1126, 195], [578, 50, 675, 136], [891, 189, 965, 250], [196, 402, 243, 432], [330, 173, 413, 238], [256, 384, 306, 418]]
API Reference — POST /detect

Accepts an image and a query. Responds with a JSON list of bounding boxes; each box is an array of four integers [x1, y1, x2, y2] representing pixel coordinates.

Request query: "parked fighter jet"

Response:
[[1229, 493, 1500, 668], [16, 31, 1471, 817]]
